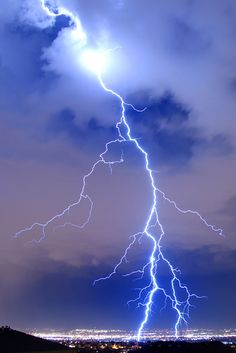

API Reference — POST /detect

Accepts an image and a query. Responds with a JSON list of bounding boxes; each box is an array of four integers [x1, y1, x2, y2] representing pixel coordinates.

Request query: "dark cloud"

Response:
[[126, 92, 234, 168], [0, 21, 56, 107], [48, 108, 117, 148], [127, 93, 198, 166], [166, 245, 236, 275]]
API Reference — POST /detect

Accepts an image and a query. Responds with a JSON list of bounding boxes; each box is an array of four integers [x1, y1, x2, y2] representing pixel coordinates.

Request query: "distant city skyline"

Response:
[[30, 327, 236, 343]]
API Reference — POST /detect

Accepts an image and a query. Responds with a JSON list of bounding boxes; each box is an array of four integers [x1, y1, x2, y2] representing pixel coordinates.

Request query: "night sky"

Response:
[[0, 0, 236, 332]]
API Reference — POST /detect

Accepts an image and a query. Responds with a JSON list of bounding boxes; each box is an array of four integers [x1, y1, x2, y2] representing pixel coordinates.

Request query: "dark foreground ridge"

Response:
[[0, 326, 71, 353], [137, 341, 233, 353]]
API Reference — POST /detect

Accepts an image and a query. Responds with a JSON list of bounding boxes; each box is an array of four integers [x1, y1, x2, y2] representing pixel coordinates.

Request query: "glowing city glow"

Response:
[[15, 0, 224, 342], [30, 328, 236, 343]]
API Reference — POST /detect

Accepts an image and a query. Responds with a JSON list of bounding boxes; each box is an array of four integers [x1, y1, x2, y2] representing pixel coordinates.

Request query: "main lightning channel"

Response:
[[15, 0, 224, 342], [95, 75, 210, 341]]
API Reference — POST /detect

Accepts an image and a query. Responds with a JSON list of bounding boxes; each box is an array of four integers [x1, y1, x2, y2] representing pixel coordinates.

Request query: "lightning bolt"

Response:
[[40, 0, 86, 44], [15, 0, 224, 341]]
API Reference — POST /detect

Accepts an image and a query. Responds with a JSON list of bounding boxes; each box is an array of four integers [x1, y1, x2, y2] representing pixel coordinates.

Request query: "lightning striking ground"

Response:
[[15, 0, 224, 342]]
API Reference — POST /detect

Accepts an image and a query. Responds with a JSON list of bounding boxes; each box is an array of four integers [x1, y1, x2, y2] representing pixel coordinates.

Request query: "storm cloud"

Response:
[[0, 0, 235, 331]]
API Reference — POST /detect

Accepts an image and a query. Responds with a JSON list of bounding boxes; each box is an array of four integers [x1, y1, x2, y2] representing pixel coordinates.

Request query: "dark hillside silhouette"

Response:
[[0, 326, 71, 352]]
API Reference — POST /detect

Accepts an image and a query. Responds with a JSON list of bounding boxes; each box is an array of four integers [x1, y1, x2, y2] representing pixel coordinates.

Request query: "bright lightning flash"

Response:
[[80, 50, 108, 75], [15, 0, 224, 342]]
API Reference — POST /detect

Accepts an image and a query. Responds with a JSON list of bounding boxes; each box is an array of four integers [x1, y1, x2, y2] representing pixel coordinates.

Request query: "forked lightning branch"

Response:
[[15, 0, 224, 341]]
